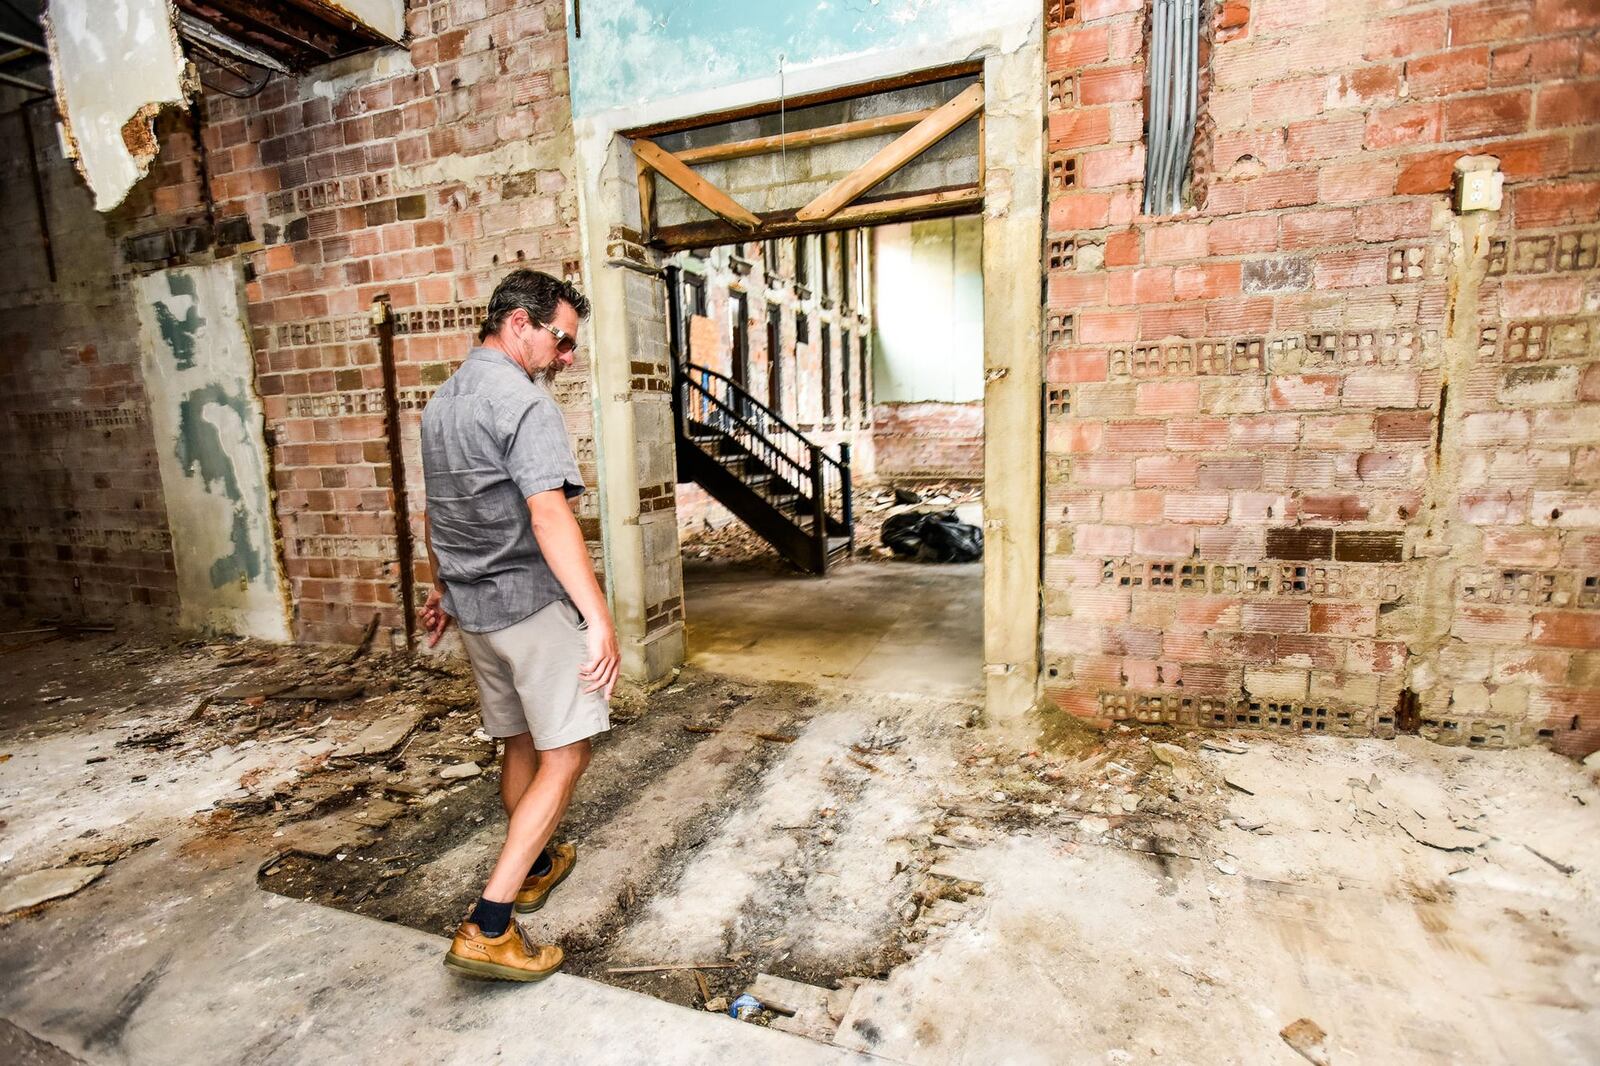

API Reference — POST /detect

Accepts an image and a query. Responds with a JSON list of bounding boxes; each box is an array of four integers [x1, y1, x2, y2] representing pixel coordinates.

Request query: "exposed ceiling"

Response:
[[0, 0, 398, 103], [0, 0, 49, 97], [172, 0, 398, 74]]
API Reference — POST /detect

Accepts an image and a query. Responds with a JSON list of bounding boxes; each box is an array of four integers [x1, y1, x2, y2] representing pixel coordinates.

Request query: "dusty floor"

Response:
[[682, 558, 984, 700], [1, 629, 1598, 1063]]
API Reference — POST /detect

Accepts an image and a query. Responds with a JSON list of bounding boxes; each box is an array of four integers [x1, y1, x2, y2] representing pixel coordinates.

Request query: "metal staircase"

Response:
[[674, 362, 854, 574]]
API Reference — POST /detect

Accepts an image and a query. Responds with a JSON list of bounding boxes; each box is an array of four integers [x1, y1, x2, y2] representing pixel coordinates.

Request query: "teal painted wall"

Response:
[[567, 0, 1003, 117]]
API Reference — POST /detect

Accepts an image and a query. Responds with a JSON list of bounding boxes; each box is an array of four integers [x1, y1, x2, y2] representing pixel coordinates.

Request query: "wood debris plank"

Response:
[[796, 82, 984, 222], [631, 139, 760, 231]]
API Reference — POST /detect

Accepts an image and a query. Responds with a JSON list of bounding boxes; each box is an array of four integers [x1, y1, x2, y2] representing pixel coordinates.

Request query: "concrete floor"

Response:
[[682, 559, 984, 701], [4, 632, 1600, 1064]]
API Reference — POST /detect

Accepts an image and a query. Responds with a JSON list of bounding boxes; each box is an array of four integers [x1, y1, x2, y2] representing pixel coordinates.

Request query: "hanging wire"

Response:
[[183, 37, 272, 99], [777, 52, 787, 176]]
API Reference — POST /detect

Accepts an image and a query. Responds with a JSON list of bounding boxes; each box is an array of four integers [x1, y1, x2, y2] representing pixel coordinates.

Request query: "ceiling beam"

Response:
[[673, 108, 937, 166], [618, 61, 982, 140]]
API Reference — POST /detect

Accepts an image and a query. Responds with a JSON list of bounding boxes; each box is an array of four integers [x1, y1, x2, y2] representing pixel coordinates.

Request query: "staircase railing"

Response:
[[675, 362, 853, 553]]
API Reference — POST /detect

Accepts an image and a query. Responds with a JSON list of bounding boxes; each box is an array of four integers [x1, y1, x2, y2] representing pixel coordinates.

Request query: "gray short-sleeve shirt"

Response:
[[420, 347, 584, 633]]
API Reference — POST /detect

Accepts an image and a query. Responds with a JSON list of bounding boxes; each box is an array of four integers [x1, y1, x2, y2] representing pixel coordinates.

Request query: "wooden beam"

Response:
[[797, 83, 984, 223], [632, 139, 760, 232], [674, 109, 937, 165], [618, 61, 983, 140], [651, 185, 981, 251]]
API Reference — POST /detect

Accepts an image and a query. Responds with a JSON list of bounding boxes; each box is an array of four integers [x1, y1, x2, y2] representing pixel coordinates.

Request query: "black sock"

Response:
[[529, 847, 553, 879], [470, 897, 513, 937]]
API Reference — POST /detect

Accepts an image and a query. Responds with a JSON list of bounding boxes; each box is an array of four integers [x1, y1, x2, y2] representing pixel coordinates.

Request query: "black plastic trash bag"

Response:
[[880, 510, 983, 563]]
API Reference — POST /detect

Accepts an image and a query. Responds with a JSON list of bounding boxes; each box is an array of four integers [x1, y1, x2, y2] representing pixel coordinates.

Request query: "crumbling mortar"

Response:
[[1405, 185, 1499, 727]]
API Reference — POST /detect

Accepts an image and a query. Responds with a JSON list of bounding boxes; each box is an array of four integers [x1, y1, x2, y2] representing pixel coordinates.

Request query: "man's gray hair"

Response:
[[479, 269, 591, 341]]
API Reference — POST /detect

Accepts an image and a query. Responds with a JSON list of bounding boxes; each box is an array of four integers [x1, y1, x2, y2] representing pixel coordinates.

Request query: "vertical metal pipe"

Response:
[[839, 443, 854, 554], [1177, 0, 1201, 208], [809, 445, 827, 573], [17, 106, 55, 283], [1164, 0, 1188, 213], [1144, 0, 1171, 215], [374, 298, 417, 649]]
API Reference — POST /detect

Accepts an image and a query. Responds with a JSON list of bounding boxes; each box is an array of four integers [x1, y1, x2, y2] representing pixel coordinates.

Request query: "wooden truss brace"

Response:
[[796, 82, 984, 222], [672, 108, 937, 165], [632, 138, 760, 232], [630, 79, 985, 240]]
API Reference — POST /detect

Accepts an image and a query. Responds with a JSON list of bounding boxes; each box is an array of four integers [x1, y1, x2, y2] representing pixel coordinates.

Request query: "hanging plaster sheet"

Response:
[[134, 262, 290, 640], [45, 0, 187, 211]]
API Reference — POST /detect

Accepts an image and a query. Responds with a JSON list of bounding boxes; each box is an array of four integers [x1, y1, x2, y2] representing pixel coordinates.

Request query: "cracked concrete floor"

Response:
[[1, 629, 1598, 1063]]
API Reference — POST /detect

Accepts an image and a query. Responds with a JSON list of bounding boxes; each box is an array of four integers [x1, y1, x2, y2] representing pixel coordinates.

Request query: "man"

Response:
[[419, 269, 619, 982]]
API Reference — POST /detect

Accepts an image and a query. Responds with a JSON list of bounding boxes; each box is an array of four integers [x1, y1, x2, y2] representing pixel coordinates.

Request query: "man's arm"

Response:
[[420, 513, 452, 647], [528, 489, 620, 698]]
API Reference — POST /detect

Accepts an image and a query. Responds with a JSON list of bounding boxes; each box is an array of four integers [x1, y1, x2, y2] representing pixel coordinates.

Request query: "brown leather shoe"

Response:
[[444, 918, 564, 982], [514, 842, 576, 914]]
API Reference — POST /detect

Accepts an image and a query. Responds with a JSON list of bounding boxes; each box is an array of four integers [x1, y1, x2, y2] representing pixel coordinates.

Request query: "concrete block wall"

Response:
[[0, 99, 180, 626], [1042, 0, 1600, 756], [104, 0, 591, 645]]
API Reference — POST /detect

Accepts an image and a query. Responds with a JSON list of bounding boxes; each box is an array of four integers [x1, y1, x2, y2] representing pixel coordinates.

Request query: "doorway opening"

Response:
[[669, 220, 986, 701]]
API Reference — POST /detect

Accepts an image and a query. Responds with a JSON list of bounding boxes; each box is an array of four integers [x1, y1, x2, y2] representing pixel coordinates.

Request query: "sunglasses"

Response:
[[535, 320, 577, 354]]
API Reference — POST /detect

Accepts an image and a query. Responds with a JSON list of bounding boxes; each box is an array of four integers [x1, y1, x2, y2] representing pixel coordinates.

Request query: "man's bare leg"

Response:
[[481, 738, 591, 904], [500, 732, 540, 815]]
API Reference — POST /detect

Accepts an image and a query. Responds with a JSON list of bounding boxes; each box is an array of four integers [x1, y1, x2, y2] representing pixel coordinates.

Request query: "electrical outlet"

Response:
[[1455, 168, 1503, 213]]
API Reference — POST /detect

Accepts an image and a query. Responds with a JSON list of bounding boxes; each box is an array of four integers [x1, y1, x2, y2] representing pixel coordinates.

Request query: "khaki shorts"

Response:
[[459, 599, 611, 749]]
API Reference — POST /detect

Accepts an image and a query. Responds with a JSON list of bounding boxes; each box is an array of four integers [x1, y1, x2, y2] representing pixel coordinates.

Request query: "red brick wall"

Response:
[[1043, 0, 1600, 755], [0, 100, 180, 626], [109, 0, 590, 645], [872, 402, 984, 480]]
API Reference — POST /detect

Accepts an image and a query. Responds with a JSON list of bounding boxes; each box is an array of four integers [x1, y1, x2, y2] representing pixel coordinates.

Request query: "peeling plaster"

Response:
[[306, 45, 416, 102], [320, 0, 405, 44], [135, 263, 289, 640], [44, 0, 189, 212], [395, 137, 571, 197]]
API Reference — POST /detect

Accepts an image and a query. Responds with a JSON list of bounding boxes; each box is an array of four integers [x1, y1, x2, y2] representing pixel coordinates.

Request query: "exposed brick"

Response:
[[1079, 65, 1144, 105], [1334, 530, 1404, 562], [1532, 611, 1600, 648], [1050, 109, 1112, 150], [1407, 48, 1491, 99], [1266, 527, 1334, 560], [1242, 602, 1312, 633], [1145, 223, 1210, 262], [1365, 103, 1443, 150], [1443, 90, 1533, 140], [1513, 180, 1600, 226], [1451, 0, 1536, 44]]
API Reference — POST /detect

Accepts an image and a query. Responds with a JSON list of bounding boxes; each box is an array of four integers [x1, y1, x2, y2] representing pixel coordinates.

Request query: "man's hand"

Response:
[[579, 620, 620, 699], [421, 586, 453, 647]]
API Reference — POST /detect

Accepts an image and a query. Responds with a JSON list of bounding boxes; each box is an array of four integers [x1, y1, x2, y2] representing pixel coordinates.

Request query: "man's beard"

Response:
[[538, 361, 561, 385]]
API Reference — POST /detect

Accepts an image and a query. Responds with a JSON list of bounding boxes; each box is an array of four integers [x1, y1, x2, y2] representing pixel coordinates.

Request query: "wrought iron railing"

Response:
[[676, 362, 853, 557]]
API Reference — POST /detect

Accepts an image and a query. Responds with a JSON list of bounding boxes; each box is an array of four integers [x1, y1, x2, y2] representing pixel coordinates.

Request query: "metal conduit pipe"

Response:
[[1143, 0, 1202, 216], [1152, 0, 1177, 216]]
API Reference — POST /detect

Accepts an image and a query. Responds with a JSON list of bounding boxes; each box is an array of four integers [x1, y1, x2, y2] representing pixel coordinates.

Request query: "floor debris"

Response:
[[1279, 1018, 1331, 1065], [1399, 816, 1483, 852], [2, 633, 1598, 1062], [0, 864, 105, 917]]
